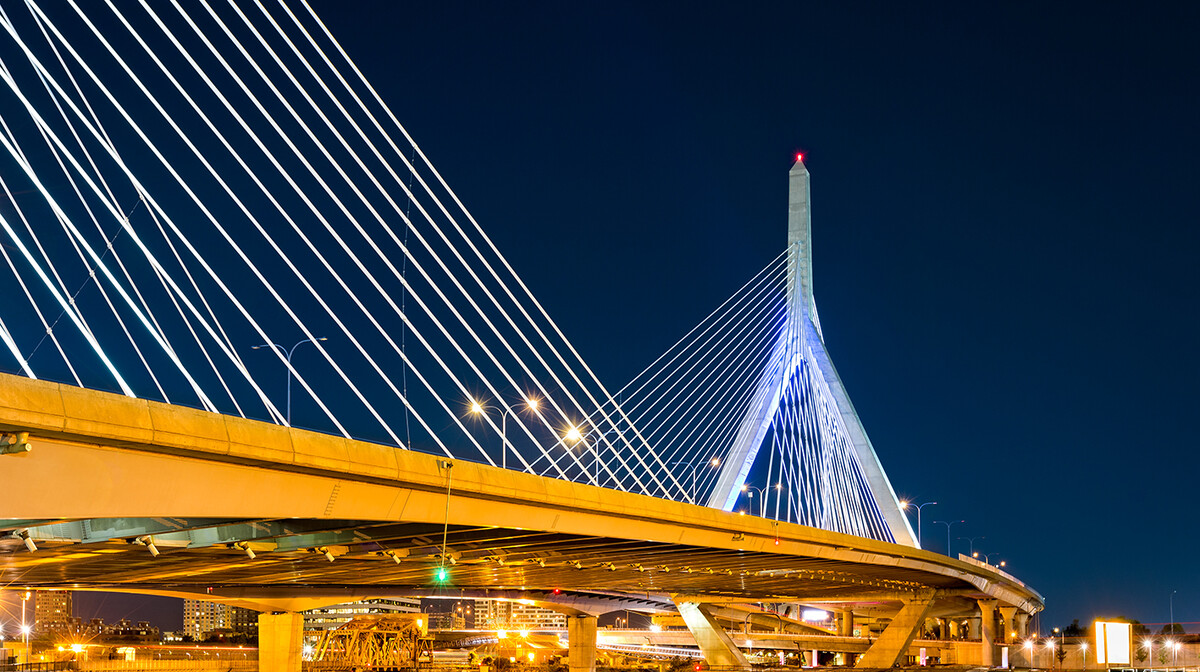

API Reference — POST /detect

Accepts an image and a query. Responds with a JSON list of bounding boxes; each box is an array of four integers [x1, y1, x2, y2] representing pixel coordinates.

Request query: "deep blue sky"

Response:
[[8, 1, 1200, 633], [307, 1, 1198, 630]]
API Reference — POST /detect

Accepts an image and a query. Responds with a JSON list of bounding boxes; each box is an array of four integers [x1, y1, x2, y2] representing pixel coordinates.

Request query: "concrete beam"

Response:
[[854, 597, 936, 668], [675, 601, 751, 669]]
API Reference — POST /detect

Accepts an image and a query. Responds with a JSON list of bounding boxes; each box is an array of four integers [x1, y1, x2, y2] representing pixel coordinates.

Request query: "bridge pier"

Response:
[[258, 612, 303, 672], [999, 606, 1018, 643], [838, 610, 855, 637], [978, 599, 998, 667], [568, 615, 598, 672], [854, 596, 935, 668], [675, 601, 751, 669]]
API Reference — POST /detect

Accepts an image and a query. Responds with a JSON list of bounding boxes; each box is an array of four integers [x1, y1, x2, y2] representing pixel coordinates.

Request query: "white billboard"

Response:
[[1095, 621, 1132, 665]]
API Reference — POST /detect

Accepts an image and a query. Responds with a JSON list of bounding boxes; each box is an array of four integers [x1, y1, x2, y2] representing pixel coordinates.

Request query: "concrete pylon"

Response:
[[706, 158, 918, 548], [999, 606, 1018, 643], [854, 597, 936, 668], [568, 615, 598, 672], [978, 599, 999, 667], [258, 612, 303, 672], [838, 610, 855, 637], [675, 601, 751, 669], [1014, 612, 1029, 639]]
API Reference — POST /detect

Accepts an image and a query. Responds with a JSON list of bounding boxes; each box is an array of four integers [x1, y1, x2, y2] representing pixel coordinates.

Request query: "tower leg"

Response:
[[854, 597, 935, 668], [675, 601, 751, 669]]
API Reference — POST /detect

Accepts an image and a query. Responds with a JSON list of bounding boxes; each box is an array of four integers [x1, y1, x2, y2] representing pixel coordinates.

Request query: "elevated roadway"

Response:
[[0, 373, 1041, 671]]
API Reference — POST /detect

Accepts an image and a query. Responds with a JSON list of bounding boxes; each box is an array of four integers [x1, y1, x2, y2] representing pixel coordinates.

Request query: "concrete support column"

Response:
[[675, 601, 751, 669], [1014, 612, 1030, 639], [839, 611, 855, 637], [968, 617, 982, 640], [568, 615, 598, 672], [258, 612, 303, 672], [854, 597, 936, 668], [978, 599, 998, 668], [949, 619, 960, 640], [999, 607, 1018, 644]]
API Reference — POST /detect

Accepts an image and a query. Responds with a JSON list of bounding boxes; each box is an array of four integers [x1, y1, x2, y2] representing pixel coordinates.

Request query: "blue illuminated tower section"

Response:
[[705, 156, 917, 547]]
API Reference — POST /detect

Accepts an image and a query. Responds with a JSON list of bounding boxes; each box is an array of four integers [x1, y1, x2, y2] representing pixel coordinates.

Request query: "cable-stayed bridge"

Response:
[[0, 3, 1040, 671]]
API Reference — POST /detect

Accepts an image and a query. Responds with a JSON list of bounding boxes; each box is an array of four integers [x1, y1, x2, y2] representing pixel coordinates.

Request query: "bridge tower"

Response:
[[705, 157, 917, 547]]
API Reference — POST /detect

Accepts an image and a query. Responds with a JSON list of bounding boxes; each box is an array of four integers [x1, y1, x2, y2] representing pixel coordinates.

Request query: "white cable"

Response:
[[1, 7, 287, 423], [277, 0, 681, 494]]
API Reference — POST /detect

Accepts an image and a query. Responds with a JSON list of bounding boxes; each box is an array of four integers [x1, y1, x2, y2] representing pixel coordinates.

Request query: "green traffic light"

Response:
[[435, 566, 448, 582]]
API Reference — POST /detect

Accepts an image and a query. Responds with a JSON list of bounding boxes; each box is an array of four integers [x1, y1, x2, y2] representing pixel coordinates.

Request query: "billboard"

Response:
[[1095, 621, 1132, 665]]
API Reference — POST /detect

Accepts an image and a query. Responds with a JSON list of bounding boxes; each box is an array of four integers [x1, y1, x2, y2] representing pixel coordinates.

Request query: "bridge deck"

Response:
[[0, 373, 1041, 618]]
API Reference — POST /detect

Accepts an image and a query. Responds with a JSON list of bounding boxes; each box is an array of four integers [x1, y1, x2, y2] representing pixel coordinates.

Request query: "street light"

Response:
[[971, 551, 1006, 567], [898, 501, 937, 547], [251, 337, 327, 424], [931, 520, 966, 557], [1170, 589, 1177, 638], [957, 535, 985, 555], [664, 457, 721, 504], [562, 425, 614, 485], [20, 591, 30, 653], [583, 428, 623, 487], [741, 484, 770, 517], [469, 396, 541, 470]]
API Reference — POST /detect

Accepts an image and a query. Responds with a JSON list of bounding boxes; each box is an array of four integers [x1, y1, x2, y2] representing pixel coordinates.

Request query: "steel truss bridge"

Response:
[[0, 2, 1040, 672]]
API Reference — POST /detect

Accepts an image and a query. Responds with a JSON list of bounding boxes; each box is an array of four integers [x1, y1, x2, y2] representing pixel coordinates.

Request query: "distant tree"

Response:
[[1159, 623, 1185, 635], [1131, 620, 1151, 637], [1063, 620, 1085, 637], [1135, 642, 1148, 664], [1157, 647, 1170, 665], [1056, 645, 1068, 667]]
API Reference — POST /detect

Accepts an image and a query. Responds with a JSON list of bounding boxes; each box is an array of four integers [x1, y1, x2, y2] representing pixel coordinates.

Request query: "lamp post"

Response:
[[971, 551, 1005, 567], [469, 396, 541, 470], [21, 590, 30, 653], [251, 337, 327, 424], [773, 483, 783, 521], [664, 457, 721, 504], [584, 429, 623, 487], [931, 520, 965, 557], [957, 535, 985, 555], [898, 501, 937, 547], [1170, 589, 1177, 637], [741, 484, 769, 517]]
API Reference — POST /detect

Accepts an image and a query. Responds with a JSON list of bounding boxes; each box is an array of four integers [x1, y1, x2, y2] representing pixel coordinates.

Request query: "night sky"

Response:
[[6, 1, 1200, 634]]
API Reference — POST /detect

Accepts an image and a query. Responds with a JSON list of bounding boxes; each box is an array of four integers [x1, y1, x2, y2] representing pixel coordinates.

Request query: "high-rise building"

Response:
[[301, 599, 420, 632], [472, 600, 566, 630], [34, 591, 73, 636], [228, 607, 258, 638], [182, 600, 230, 640]]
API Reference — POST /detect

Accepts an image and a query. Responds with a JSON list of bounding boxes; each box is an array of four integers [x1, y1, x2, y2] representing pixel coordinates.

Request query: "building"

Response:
[[473, 599, 566, 630], [182, 601, 258, 641], [33, 591, 73, 636], [301, 599, 420, 633], [426, 612, 466, 630]]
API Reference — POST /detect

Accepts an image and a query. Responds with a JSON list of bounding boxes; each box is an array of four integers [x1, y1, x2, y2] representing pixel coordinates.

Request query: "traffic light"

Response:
[[435, 566, 449, 582]]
